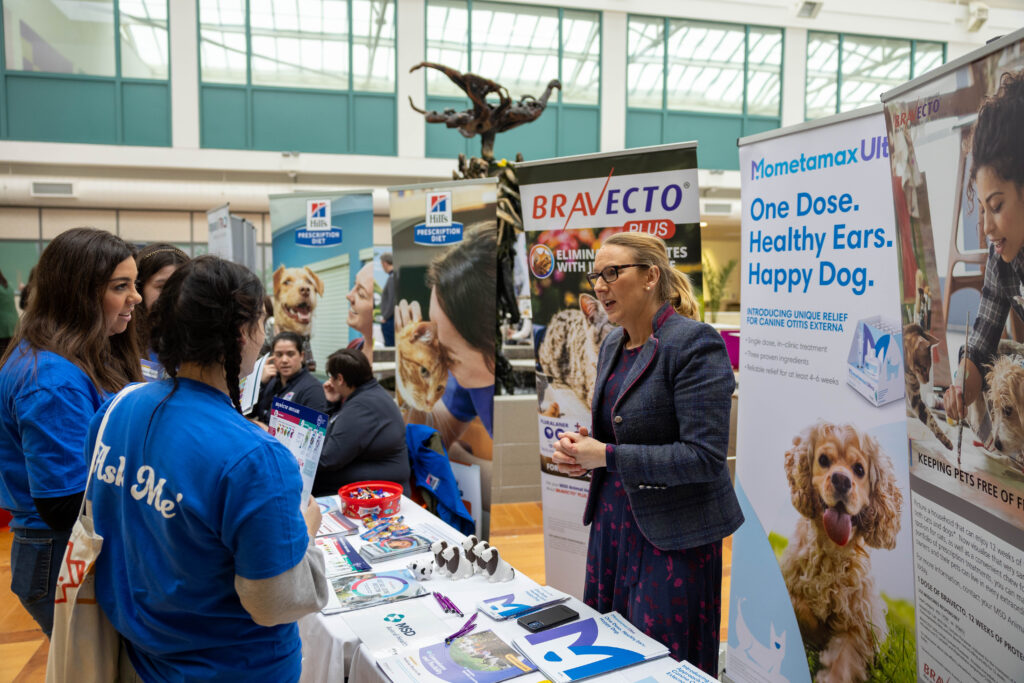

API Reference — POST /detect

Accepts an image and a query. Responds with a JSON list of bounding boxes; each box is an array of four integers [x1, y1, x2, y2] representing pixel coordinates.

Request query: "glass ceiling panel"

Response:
[[561, 10, 600, 105], [425, 0, 468, 97], [200, 0, 247, 84], [840, 35, 910, 113], [351, 0, 395, 92], [747, 27, 782, 116], [627, 16, 664, 109], [120, 0, 168, 79], [806, 31, 838, 119], [472, 2, 559, 99], [666, 20, 744, 114], [250, 0, 349, 89]]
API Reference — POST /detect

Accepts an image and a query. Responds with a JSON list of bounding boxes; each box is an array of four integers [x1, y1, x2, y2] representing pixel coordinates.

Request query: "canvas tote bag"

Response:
[[46, 383, 145, 683]]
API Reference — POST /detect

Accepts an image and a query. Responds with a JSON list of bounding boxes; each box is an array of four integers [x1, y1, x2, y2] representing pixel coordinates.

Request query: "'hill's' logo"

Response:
[[307, 200, 330, 230], [297, 199, 342, 246], [415, 190, 463, 245]]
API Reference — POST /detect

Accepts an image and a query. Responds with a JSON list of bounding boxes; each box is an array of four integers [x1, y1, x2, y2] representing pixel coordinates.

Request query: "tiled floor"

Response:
[[0, 503, 731, 681]]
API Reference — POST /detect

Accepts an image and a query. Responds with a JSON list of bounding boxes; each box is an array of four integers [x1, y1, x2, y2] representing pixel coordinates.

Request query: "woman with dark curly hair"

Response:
[[88, 255, 327, 680], [0, 227, 142, 635], [944, 71, 1024, 425]]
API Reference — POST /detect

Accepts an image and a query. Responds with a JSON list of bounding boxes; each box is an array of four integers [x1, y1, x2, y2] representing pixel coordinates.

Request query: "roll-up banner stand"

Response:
[[730, 106, 914, 683], [387, 178, 498, 539], [206, 203, 258, 272], [517, 143, 703, 599], [880, 28, 1024, 683], [268, 191, 375, 374]]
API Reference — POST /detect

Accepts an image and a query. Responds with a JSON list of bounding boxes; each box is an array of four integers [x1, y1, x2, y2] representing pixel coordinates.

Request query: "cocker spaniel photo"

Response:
[[780, 421, 903, 683]]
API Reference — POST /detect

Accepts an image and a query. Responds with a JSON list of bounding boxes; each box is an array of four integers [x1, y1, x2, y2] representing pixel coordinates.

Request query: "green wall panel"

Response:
[[252, 90, 348, 153], [6, 76, 116, 144], [559, 107, 600, 158], [0, 241, 40, 294], [122, 82, 171, 147], [352, 95, 396, 156], [493, 108, 557, 163], [201, 87, 248, 149], [424, 96, 472, 159], [666, 113, 742, 171], [743, 117, 782, 139], [625, 110, 663, 150]]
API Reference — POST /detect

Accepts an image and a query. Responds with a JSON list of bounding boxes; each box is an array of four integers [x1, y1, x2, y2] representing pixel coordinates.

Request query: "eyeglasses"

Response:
[[585, 264, 649, 287]]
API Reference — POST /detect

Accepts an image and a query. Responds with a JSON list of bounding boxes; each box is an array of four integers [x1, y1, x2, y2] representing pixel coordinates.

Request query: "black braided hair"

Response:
[[149, 255, 264, 412]]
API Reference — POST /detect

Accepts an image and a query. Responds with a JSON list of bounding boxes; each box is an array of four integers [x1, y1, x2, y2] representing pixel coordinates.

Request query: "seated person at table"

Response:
[[312, 348, 409, 496], [255, 331, 327, 422]]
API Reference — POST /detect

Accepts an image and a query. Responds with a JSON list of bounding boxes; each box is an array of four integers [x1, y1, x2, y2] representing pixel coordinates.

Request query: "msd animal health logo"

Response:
[[297, 199, 342, 247], [414, 190, 463, 245]]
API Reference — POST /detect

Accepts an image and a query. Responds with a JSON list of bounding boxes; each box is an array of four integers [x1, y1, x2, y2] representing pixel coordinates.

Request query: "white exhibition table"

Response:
[[298, 495, 598, 683]]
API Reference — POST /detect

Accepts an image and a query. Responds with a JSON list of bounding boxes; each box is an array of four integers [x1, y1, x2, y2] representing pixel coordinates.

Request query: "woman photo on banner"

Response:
[[347, 261, 376, 366], [943, 70, 1024, 474], [394, 222, 497, 446], [551, 231, 742, 674], [0, 228, 143, 636], [87, 255, 328, 681]]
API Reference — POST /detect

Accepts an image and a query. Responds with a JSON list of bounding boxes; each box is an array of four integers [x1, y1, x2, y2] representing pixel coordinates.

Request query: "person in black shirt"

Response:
[[312, 348, 409, 496], [255, 331, 327, 422]]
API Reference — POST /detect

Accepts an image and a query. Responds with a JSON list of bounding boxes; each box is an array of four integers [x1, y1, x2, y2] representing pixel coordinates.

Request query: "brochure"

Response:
[[477, 586, 569, 620], [323, 569, 428, 615], [267, 397, 328, 510], [378, 629, 536, 683], [341, 600, 461, 658], [317, 509, 357, 537], [239, 352, 269, 415], [511, 612, 669, 682], [316, 535, 371, 579], [359, 534, 435, 563], [316, 495, 341, 515]]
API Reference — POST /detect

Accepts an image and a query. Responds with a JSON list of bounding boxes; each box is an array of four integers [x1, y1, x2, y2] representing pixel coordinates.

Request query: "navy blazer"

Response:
[[583, 303, 743, 550]]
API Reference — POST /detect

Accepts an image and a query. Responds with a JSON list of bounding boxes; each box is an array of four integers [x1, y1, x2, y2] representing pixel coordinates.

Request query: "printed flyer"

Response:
[[268, 397, 328, 509], [268, 190, 374, 372], [387, 179, 498, 538], [731, 107, 914, 683], [881, 29, 1024, 683], [517, 144, 702, 598]]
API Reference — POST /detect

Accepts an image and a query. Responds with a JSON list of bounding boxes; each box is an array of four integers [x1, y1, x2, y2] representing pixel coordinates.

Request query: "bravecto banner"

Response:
[[732, 108, 914, 683], [517, 143, 702, 599], [881, 29, 1024, 683]]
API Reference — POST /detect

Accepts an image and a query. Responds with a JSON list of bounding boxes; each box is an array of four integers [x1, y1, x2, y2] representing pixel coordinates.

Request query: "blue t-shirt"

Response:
[[0, 341, 104, 529], [89, 378, 310, 682], [441, 372, 494, 437]]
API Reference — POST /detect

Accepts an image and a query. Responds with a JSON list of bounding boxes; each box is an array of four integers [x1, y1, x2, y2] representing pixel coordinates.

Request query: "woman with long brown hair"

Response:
[[0, 227, 142, 636]]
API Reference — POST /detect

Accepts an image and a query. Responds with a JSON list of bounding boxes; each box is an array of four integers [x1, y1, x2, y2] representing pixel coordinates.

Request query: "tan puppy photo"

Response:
[[272, 265, 324, 337], [780, 421, 902, 683], [986, 355, 1024, 468]]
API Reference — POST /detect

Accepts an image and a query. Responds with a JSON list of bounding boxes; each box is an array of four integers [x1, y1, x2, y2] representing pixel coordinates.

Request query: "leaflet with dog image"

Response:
[[477, 585, 569, 620], [511, 612, 669, 682], [322, 569, 429, 615], [341, 600, 462, 658], [267, 397, 327, 511], [378, 629, 536, 683]]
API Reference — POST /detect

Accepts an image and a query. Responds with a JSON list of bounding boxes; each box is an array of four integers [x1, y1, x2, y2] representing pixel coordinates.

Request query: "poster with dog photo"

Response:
[[882, 29, 1024, 683], [517, 144, 702, 599], [387, 178, 498, 538], [734, 107, 914, 683], [268, 191, 375, 374]]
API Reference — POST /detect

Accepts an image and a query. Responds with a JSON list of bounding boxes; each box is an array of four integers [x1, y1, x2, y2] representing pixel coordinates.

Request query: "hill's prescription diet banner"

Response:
[[517, 142, 702, 599], [731, 108, 914, 683], [882, 29, 1024, 683]]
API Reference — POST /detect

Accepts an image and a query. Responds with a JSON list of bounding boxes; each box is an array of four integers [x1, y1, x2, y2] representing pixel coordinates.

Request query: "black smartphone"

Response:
[[517, 604, 580, 632]]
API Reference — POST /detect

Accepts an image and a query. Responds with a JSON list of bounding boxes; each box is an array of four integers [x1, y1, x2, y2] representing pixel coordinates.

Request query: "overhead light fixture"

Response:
[[966, 1, 989, 32], [794, 1, 823, 19]]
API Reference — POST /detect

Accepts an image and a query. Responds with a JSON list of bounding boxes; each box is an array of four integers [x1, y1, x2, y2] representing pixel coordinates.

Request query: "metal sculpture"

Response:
[[409, 62, 560, 393]]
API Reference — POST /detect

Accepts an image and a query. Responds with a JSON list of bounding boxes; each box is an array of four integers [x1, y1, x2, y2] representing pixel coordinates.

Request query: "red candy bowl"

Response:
[[338, 481, 403, 519]]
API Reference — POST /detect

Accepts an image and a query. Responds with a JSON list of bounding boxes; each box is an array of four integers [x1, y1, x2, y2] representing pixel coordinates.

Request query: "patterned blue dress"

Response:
[[583, 344, 723, 675]]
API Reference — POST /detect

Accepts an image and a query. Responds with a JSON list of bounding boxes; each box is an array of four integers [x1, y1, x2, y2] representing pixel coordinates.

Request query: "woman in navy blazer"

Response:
[[553, 231, 742, 674]]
